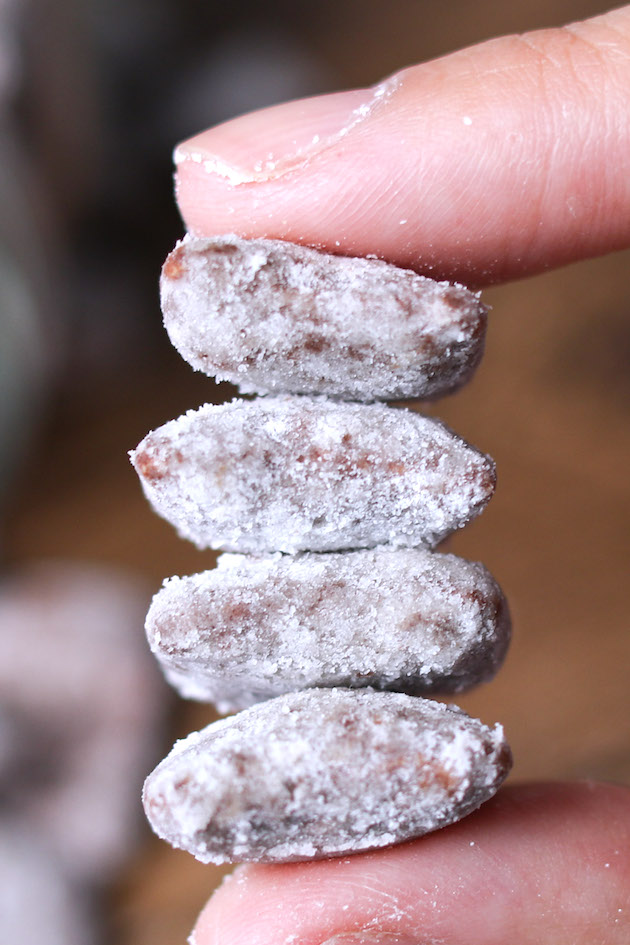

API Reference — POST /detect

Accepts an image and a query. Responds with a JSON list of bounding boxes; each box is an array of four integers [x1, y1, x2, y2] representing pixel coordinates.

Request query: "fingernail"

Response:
[[173, 76, 400, 185], [320, 934, 424, 945]]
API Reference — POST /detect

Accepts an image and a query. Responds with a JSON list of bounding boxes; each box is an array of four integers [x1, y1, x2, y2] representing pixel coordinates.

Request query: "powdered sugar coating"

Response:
[[143, 689, 511, 864], [160, 234, 487, 402], [147, 547, 511, 712], [130, 396, 495, 553]]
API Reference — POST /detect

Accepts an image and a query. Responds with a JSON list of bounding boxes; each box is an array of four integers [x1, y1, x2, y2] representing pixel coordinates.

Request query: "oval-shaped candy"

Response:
[[146, 547, 511, 712], [143, 689, 512, 864], [160, 234, 487, 402], [130, 396, 495, 553]]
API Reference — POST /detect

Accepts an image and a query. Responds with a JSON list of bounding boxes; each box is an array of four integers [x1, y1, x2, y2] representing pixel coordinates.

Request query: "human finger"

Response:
[[190, 781, 630, 945], [174, 6, 630, 286]]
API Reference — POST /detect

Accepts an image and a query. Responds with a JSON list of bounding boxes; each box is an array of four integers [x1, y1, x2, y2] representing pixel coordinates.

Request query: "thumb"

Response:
[[174, 6, 630, 286]]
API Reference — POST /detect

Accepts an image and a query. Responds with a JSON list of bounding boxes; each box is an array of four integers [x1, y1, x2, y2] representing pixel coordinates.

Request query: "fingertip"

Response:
[[191, 783, 630, 945], [174, 10, 630, 285]]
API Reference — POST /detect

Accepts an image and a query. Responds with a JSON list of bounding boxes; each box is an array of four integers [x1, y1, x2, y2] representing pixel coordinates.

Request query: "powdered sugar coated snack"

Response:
[[160, 234, 488, 402], [143, 688, 512, 864], [134, 229, 512, 866], [130, 395, 496, 554], [146, 547, 511, 712]]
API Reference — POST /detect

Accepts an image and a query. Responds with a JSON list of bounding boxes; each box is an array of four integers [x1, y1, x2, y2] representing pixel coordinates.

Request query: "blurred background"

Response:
[[0, 0, 628, 942]]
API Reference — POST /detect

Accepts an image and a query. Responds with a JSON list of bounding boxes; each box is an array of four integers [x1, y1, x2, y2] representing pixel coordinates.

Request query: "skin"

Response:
[[175, 6, 630, 286], [193, 783, 630, 945], [172, 6, 630, 943]]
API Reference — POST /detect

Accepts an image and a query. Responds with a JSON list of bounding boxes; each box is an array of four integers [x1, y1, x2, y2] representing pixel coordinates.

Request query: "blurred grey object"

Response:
[[0, 251, 42, 508], [0, 822, 96, 945], [0, 0, 55, 518], [0, 561, 164, 883], [0, 148, 51, 516]]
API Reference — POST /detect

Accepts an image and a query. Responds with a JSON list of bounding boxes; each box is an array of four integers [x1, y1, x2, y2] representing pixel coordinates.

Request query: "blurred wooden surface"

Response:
[[5, 2, 630, 942]]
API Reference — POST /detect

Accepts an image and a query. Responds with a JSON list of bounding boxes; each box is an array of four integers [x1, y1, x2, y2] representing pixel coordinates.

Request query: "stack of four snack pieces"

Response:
[[132, 234, 512, 865]]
